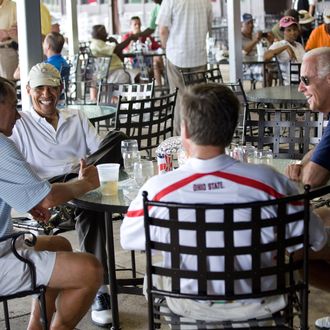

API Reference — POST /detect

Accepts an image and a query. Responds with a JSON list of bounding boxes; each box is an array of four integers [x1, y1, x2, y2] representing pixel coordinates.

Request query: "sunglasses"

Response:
[[300, 75, 310, 86]]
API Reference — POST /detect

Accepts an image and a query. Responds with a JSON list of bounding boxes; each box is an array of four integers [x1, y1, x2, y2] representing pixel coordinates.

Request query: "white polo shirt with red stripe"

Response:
[[121, 154, 326, 295]]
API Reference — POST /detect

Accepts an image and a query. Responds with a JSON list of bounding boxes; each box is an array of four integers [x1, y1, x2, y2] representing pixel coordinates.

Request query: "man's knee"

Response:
[[49, 252, 103, 290]]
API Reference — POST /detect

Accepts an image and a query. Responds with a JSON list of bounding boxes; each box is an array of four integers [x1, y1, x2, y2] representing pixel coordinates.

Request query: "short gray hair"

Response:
[[303, 47, 330, 79]]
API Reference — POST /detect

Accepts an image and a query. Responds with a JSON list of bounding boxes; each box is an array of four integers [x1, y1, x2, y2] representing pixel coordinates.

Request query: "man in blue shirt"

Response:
[[285, 46, 330, 329], [43, 31, 70, 80], [286, 47, 330, 187]]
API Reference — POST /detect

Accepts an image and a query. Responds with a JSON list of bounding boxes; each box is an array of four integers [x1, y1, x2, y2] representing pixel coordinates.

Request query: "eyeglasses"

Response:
[[300, 75, 310, 86]]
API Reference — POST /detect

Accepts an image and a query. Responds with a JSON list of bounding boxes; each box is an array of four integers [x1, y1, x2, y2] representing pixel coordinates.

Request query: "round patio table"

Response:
[[246, 85, 307, 105]]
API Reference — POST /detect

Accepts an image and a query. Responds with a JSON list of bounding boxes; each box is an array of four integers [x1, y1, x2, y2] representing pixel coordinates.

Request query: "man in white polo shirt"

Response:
[[157, 0, 212, 135], [121, 83, 330, 321], [0, 77, 103, 329], [9, 63, 125, 327]]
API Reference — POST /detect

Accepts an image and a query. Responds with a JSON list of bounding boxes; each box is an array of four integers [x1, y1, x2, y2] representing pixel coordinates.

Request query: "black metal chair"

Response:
[[244, 105, 324, 159], [143, 185, 313, 329], [210, 26, 228, 50], [96, 80, 155, 132], [289, 62, 301, 85], [181, 65, 224, 86], [223, 79, 248, 142], [97, 80, 155, 106], [0, 231, 48, 329], [114, 89, 177, 158]]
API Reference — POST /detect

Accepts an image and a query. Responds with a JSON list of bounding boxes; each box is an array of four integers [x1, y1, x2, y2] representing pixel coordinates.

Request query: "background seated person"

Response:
[[0, 77, 103, 330], [305, 9, 330, 51], [122, 16, 164, 85], [271, 9, 299, 41], [298, 10, 315, 46], [241, 13, 273, 87], [90, 24, 138, 84], [120, 83, 330, 321], [264, 16, 305, 85], [43, 31, 70, 80]]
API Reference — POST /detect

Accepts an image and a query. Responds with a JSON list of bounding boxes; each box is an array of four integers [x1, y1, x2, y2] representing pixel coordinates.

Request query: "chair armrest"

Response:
[[0, 231, 37, 254]]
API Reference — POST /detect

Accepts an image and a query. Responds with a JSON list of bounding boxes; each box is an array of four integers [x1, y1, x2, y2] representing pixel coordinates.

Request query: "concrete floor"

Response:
[[0, 220, 329, 329]]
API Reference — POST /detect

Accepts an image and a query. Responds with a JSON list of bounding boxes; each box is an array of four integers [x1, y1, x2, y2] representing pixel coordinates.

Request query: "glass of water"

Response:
[[121, 139, 140, 178], [133, 160, 154, 186], [253, 149, 273, 165]]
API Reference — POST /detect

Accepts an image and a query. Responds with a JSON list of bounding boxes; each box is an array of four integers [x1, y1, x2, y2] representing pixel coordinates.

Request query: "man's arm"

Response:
[[138, 28, 155, 38], [113, 34, 138, 61], [159, 25, 169, 49], [285, 149, 330, 187], [243, 32, 262, 55], [301, 161, 330, 187], [37, 160, 99, 211]]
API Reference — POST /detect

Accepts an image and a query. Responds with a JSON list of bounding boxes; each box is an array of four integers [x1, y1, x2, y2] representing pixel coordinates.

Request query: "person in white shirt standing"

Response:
[[157, 0, 212, 135]]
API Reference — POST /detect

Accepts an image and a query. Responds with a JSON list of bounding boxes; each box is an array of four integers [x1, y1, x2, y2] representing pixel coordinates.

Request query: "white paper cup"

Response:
[[96, 163, 120, 196]]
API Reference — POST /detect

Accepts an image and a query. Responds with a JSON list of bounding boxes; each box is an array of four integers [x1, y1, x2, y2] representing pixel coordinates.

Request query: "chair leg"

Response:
[[130, 250, 137, 278], [3, 300, 10, 329], [38, 290, 48, 330]]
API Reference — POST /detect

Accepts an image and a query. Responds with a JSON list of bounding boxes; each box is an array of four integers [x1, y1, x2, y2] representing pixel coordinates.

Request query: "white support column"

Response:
[[16, 0, 43, 108], [108, 0, 114, 35], [227, 0, 242, 82], [67, 0, 79, 57]]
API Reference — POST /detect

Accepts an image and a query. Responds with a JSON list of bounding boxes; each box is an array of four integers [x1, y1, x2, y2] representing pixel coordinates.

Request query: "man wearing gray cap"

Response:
[[0, 76, 103, 329], [10, 63, 121, 327]]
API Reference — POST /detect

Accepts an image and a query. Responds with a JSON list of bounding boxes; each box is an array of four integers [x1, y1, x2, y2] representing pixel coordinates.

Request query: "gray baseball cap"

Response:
[[28, 63, 61, 88]]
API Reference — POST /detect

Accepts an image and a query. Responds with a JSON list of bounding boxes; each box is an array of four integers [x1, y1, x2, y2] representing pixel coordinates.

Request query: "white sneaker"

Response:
[[91, 292, 112, 327], [315, 316, 330, 329]]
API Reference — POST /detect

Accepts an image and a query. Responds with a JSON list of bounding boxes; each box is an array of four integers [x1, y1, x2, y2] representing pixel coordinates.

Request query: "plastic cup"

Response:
[[253, 149, 273, 165], [96, 163, 120, 196]]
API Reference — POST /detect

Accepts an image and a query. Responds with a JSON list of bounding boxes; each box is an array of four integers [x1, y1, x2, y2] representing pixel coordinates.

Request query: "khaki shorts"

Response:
[[0, 238, 56, 296]]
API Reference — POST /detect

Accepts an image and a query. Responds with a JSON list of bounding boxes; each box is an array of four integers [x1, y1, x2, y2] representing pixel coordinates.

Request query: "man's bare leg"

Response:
[[27, 236, 103, 330], [49, 252, 103, 329]]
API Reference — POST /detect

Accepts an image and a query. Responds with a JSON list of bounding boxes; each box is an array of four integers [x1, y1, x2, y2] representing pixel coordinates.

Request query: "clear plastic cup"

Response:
[[96, 163, 120, 196]]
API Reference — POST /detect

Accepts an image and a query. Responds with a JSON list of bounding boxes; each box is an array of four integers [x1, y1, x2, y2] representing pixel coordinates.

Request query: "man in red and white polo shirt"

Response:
[[121, 83, 330, 321]]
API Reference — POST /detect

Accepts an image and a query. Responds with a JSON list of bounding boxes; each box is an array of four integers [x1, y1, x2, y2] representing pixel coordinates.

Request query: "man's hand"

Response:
[[7, 26, 17, 39], [107, 36, 119, 44], [78, 159, 100, 191], [29, 205, 51, 223], [0, 29, 9, 42], [285, 163, 302, 182], [255, 31, 263, 42]]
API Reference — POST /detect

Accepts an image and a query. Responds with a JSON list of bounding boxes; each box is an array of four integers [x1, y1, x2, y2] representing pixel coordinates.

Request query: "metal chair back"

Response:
[[143, 184, 317, 329], [289, 62, 301, 85], [181, 65, 224, 86], [115, 89, 177, 158], [244, 105, 324, 159]]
